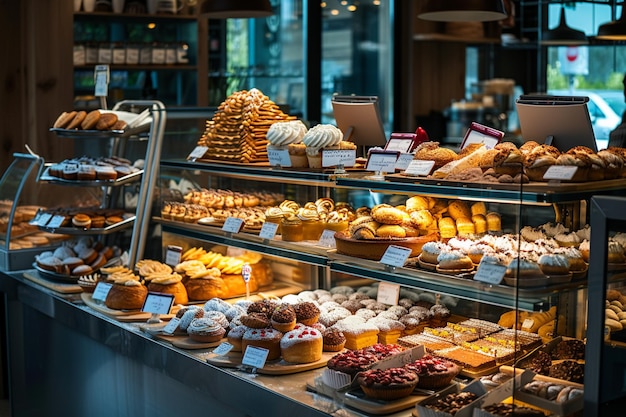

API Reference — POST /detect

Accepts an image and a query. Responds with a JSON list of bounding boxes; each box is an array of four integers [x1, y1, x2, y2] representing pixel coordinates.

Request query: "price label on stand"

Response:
[[92, 282, 113, 302], [394, 153, 414, 171], [187, 146, 208, 161], [318, 229, 337, 248], [267, 148, 291, 167], [380, 245, 412, 268], [222, 217, 244, 233], [366, 151, 398, 172], [162, 317, 180, 335], [474, 262, 506, 285], [94, 64, 110, 98], [259, 222, 278, 240], [242, 345, 269, 369], [142, 293, 175, 315], [404, 160, 435, 177]]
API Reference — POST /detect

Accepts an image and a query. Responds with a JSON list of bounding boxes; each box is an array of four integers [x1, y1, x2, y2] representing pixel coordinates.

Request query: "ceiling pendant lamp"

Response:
[[200, 0, 273, 19], [418, 0, 507, 22], [542, 7, 588, 45], [596, 8, 626, 40]]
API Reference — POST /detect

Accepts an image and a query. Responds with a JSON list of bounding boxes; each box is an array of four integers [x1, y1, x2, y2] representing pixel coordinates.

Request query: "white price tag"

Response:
[[142, 292, 175, 315], [318, 229, 337, 248], [259, 221, 279, 240], [380, 245, 412, 267], [242, 345, 269, 369], [404, 160, 436, 177], [165, 245, 183, 267], [94, 64, 109, 97], [242, 263, 252, 283], [385, 137, 414, 153], [162, 317, 180, 335], [366, 152, 398, 173], [212, 342, 234, 356], [30, 212, 51, 227], [222, 217, 244, 233], [92, 282, 113, 302], [474, 262, 507, 285], [187, 146, 208, 160], [47, 215, 66, 229], [522, 318, 535, 330], [377, 282, 400, 305], [267, 148, 292, 167], [322, 149, 356, 167], [394, 153, 414, 171], [543, 165, 577, 181]]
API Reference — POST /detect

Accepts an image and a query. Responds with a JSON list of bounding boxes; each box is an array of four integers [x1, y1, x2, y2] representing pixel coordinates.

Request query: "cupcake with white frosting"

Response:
[[266, 120, 309, 167], [302, 124, 344, 168]]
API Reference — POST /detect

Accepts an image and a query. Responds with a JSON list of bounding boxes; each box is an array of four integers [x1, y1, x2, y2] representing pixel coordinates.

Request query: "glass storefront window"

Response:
[[320, 0, 394, 134]]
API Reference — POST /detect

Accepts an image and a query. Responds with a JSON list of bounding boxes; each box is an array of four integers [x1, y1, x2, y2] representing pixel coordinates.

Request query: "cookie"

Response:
[[96, 113, 118, 130], [53, 111, 77, 128], [81, 110, 101, 130], [67, 110, 87, 129]]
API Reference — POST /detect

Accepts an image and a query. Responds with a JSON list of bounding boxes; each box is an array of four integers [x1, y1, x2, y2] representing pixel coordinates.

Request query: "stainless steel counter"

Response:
[[0, 271, 412, 417]]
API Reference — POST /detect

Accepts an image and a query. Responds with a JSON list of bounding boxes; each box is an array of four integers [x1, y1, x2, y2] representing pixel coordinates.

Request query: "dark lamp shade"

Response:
[[542, 8, 588, 45], [201, 0, 273, 19], [597, 10, 626, 41], [418, 0, 507, 22]]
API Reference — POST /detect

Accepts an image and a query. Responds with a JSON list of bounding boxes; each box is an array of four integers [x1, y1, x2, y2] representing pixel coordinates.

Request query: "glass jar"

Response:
[[281, 215, 303, 242]]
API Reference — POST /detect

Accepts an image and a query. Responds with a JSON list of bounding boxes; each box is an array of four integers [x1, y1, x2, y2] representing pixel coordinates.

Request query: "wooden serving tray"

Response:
[[139, 323, 223, 350], [206, 350, 336, 375], [23, 270, 82, 294]]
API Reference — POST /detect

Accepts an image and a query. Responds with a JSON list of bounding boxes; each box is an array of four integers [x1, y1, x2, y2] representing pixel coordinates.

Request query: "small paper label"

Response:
[[267, 148, 292, 167], [543, 165, 578, 181], [162, 317, 180, 335], [31, 212, 51, 227], [377, 282, 400, 305], [380, 245, 412, 267], [92, 282, 113, 302], [404, 160, 436, 177], [94, 65, 110, 97], [322, 149, 356, 167], [259, 222, 279, 240], [385, 137, 414, 153], [187, 146, 208, 160], [142, 292, 175, 315], [318, 229, 337, 248], [97, 48, 112, 64], [152, 48, 166, 64], [394, 153, 415, 171], [366, 152, 398, 173], [165, 245, 183, 267], [47, 215, 67, 229], [522, 318, 535, 330], [112, 49, 126, 64], [212, 342, 234, 356], [474, 262, 507, 285], [126, 48, 139, 64], [222, 217, 244, 233], [242, 345, 269, 369], [242, 263, 252, 283]]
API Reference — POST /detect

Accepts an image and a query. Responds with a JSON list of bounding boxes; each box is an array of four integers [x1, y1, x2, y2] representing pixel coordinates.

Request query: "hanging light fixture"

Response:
[[542, 7, 588, 45], [418, 0, 507, 22], [596, 7, 626, 40], [200, 0, 273, 19]]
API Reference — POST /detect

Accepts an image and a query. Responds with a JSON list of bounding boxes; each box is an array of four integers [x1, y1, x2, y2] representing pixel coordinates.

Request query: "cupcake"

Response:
[[270, 304, 297, 332], [322, 328, 346, 352], [302, 124, 343, 168], [187, 318, 226, 343], [265, 120, 309, 168]]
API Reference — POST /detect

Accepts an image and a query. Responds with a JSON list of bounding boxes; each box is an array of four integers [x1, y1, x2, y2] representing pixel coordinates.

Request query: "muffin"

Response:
[[187, 318, 226, 343], [356, 367, 418, 400], [322, 328, 346, 352], [405, 355, 460, 389]]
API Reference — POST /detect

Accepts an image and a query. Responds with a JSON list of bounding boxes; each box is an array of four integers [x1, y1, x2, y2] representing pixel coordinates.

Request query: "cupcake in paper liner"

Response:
[[302, 124, 343, 168]]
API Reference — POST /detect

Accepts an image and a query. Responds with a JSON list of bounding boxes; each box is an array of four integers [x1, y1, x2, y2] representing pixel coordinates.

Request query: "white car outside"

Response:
[[548, 90, 622, 150]]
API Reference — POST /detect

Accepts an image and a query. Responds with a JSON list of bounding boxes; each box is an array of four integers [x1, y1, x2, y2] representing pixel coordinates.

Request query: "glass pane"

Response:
[[546, 4, 626, 150], [321, 0, 393, 134], [217, 1, 306, 117]]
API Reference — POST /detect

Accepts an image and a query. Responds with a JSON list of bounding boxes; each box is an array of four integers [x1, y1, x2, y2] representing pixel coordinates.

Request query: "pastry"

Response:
[[330, 319, 379, 350], [294, 301, 320, 325], [72, 264, 93, 276], [104, 278, 148, 310], [405, 355, 460, 389], [481, 403, 546, 416], [270, 304, 297, 332], [72, 213, 92, 229], [357, 367, 418, 400], [375, 224, 406, 238], [67, 111, 87, 129], [184, 268, 223, 301], [424, 391, 478, 415], [241, 312, 271, 329], [53, 111, 77, 128], [227, 325, 246, 351], [437, 250, 473, 271], [549, 360, 584, 383], [447, 200, 471, 220], [81, 110, 101, 130], [241, 327, 283, 361], [280, 325, 323, 363], [187, 318, 225, 343], [438, 217, 457, 239], [413, 142, 459, 169], [486, 212, 501, 232], [537, 254, 570, 275], [327, 349, 378, 376], [322, 328, 346, 352], [371, 204, 404, 225], [96, 112, 118, 130], [147, 273, 189, 305]]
